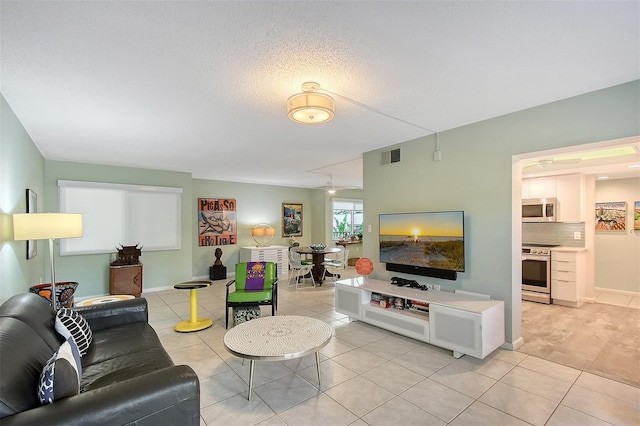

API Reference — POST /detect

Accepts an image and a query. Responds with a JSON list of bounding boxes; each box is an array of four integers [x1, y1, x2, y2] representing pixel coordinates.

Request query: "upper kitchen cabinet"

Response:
[[522, 173, 586, 222], [556, 174, 586, 222], [527, 176, 557, 199]]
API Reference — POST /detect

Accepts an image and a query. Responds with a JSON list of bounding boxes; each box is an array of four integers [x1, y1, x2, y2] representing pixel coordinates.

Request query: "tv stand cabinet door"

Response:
[[335, 284, 362, 319], [429, 304, 483, 358]]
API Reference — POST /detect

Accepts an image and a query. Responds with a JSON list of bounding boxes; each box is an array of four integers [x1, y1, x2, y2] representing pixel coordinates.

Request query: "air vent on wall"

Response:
[[381, 148, 401, 165]]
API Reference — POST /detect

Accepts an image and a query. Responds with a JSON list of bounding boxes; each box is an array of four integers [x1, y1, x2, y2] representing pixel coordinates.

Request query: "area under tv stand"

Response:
[[334, 277, 505, 359]]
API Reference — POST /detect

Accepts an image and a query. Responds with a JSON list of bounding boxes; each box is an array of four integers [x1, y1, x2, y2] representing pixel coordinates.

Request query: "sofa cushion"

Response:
[[37, 338, 82, 405], [55, 308, 93, 356], [80, 322, 174, 391], [0, 318, 54, 417], [0, 293, 61, 351]]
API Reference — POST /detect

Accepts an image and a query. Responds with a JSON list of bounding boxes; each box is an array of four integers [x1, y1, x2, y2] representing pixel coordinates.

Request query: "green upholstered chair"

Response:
[[225, 261, 278, 329]]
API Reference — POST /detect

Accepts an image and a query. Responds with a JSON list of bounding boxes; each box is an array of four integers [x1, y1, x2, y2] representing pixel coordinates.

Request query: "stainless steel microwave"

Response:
[[522, 198, 557, 222]]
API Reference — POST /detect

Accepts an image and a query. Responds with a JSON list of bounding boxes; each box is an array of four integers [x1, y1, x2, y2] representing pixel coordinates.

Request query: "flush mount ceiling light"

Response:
[[287, 82, 335, 124]]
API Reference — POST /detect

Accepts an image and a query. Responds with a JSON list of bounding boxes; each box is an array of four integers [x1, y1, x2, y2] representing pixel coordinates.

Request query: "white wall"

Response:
[[594, 177, 640, 294]]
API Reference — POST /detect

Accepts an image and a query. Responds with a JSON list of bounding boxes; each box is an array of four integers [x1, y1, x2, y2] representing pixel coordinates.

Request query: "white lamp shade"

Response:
[[13, 213, 83, 241], [287, 92, 335, 124]]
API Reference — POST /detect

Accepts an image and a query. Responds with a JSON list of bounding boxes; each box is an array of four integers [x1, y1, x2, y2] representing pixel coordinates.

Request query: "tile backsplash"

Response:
[[522, 222, 585, 247]]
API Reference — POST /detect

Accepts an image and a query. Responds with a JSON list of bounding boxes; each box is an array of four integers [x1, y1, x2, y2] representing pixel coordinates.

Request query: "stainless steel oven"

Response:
[[522, 245, 556, 304]]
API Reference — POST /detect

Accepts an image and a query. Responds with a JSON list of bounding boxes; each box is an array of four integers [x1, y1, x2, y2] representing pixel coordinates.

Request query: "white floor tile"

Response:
[[324, 376, 395, 417], [400, 378, 474, 423], [478, 382, 558, 426], [362, 396, 446, 426], [277, 394, 358, 426], [562, 384, 640, 425], [449, 401, 530, 426]]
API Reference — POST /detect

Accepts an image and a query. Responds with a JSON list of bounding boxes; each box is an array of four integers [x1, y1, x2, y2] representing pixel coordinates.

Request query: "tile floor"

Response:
[[145, 269, 640, 426]]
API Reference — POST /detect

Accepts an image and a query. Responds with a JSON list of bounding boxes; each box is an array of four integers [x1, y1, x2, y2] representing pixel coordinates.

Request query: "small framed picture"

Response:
[[282, 203, 303, 237], [595, 201, 626, 232], [26, 189, 37, 259]]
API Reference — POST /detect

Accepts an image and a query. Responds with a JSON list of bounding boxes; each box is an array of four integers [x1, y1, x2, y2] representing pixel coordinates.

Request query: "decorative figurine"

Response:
[[214, 248, 223, 265]]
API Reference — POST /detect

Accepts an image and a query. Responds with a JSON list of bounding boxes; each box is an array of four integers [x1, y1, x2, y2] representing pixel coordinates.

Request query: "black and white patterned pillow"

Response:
[[55, 308, 93, 356], [38, 337, 82, 405]]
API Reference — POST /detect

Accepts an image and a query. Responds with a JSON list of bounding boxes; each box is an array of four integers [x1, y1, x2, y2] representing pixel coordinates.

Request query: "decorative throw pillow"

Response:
[[55, 308, 93, 356], [38, 338, 82, 405]]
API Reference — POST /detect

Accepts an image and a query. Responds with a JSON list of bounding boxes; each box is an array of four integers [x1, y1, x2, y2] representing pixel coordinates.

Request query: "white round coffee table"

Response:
[[224, 315, 332, 400]]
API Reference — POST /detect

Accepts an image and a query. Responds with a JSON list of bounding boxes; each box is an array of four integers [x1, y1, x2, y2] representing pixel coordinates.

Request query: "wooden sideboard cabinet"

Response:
[[109, 264, 143, 297]]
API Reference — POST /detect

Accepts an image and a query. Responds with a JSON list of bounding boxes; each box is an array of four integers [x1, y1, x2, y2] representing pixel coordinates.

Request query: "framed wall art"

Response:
[[282, 203, 303, 237], [26, 189, 37, 259], [635, 201, 640, 231], [198, 198, 237, 246], [595, 201, 626, 231]]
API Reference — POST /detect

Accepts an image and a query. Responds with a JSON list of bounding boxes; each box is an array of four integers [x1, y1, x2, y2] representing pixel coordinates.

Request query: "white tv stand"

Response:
[[335, 277, 505, 359]]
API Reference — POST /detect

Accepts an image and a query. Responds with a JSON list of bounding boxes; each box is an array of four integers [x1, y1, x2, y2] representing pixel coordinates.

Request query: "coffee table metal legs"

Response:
[[316, 351, 322, 388], [248, 360, 255, 400], [245, 353, 322, 401]]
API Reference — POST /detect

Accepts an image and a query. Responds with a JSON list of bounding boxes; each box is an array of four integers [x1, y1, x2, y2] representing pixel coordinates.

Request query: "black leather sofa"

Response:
[[0, 292, 200, 425]]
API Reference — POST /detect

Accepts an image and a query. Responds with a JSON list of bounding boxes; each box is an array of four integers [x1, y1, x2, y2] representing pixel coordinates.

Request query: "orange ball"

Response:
[[355, 257, 374, 276]]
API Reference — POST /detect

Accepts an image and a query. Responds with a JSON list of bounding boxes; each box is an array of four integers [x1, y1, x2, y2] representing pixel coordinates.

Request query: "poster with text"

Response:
[[198, 198, 237, 246]]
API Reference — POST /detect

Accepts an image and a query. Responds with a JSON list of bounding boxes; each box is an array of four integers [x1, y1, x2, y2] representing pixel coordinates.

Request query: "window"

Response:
[[332, 199, 363, 240]]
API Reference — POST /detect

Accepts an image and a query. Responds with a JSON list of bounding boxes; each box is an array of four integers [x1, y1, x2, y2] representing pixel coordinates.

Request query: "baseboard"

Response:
[[501, 337, 524, 351], [595, 287, 640, 298]]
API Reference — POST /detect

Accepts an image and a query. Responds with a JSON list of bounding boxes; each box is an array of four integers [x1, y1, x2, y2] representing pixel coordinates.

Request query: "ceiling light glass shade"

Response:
[[287, 92, 335, 124]]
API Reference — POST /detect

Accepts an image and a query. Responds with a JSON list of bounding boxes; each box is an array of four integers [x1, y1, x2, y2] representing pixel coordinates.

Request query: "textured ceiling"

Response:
[[1, 1, 639, 189]]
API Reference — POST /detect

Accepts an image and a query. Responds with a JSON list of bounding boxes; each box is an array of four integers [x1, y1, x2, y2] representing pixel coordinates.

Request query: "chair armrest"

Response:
[[0, 365, 199, 426], [73, 298, 148, 332], [225, 279, 236, 288]]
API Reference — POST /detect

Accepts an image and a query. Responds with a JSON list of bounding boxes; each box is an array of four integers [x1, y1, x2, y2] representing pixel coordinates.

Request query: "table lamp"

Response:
[[13, 213, 83, 311], [251, 223, 275, 247]]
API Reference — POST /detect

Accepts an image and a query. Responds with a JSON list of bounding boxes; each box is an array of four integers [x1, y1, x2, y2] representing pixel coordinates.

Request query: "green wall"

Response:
[[0, 95, 46, 301], [44, 161, 193, 298], [363, 80, 640, 346]]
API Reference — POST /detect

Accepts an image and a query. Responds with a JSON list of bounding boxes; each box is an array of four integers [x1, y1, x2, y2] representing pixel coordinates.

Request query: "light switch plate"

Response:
[[574, 231, 581, 240]]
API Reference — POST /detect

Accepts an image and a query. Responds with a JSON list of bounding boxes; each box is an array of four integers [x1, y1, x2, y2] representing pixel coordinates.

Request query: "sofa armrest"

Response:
[[0, 365, 199, 426], [73, 298, 148, 332]]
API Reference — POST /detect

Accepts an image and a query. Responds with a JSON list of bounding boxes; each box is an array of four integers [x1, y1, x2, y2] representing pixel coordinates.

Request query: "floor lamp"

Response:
[[13, 213, 83, 311]]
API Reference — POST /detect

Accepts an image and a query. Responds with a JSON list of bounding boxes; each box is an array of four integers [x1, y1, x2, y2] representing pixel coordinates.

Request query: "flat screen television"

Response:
[[379, 211, 465, 280]]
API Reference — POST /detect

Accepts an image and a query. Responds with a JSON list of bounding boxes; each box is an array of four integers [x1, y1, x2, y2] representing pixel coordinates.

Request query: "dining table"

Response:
[[293, 246, 342, 285]]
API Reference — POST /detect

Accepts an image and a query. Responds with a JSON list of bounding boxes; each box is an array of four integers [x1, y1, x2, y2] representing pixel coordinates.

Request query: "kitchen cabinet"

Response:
[[528, 177, 556, 199], [522, 173, 585, 222], [335, 277, 505, 359], [239, 246, 288, 279], [551, 250, 586, 307], [556, 174, 585, 222]]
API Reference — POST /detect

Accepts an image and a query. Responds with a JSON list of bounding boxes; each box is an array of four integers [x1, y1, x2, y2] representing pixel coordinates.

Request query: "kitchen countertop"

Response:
[[551, 246, 587, 252]]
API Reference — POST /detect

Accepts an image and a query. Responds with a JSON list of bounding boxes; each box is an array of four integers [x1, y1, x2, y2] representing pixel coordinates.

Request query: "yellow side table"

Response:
[[173, 281, 213, 332]]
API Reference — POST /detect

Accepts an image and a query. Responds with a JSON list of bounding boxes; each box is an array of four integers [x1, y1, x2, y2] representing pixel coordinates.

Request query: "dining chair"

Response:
[[288, 250, 315, 289], [322, 249, 349, 284], [225, 261, 278, 329]]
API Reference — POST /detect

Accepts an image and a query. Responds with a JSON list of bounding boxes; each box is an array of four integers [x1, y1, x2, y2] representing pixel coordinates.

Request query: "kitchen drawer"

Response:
[[552, 260, 576, 272], [552, 270, 576, 282], [552, 279, 577, 302], [553, 251, 577, 262]]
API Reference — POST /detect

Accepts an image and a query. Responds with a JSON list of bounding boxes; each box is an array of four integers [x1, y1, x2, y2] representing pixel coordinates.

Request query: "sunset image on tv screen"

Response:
[[379, 211, 464, 272]]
